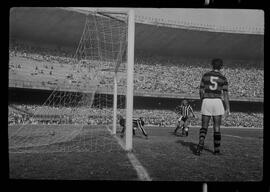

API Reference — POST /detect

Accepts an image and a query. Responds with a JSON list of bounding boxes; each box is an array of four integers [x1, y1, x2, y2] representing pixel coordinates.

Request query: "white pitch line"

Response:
[[222, 134, 262, 140], [222, 134, 243, 139], [150, 125, 263, 130], [127, 152, 152, 181], [106, 127, 152, 181]]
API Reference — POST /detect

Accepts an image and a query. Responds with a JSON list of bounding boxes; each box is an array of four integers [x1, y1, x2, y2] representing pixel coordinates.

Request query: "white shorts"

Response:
[[201, 98, 225, 116]]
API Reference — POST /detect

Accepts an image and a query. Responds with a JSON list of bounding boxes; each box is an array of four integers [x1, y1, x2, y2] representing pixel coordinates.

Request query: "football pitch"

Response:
[[9, 125, 263, 181]]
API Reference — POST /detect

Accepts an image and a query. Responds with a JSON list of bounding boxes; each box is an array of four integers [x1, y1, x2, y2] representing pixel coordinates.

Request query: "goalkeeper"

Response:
[[119, 115, 148, 139], [173, 99, 196, 136]]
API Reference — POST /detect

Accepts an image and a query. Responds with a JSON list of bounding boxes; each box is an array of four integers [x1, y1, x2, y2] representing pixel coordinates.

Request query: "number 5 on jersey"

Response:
[[209, 76, 218, 90]]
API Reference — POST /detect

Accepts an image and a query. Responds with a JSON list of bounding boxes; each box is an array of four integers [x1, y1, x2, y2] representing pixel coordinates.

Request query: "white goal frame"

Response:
[[105, 9, 134, 151]]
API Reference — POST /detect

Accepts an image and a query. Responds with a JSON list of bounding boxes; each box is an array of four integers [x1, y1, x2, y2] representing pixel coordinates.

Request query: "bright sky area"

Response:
[[76, 8, 264, 31]]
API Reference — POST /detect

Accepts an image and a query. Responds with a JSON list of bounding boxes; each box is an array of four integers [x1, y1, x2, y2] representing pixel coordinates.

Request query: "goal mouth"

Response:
[[9, 10, 134, 153]]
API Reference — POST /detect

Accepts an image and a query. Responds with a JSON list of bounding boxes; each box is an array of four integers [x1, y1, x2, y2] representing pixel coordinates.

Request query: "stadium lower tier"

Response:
[[9, 105, 263, 128]]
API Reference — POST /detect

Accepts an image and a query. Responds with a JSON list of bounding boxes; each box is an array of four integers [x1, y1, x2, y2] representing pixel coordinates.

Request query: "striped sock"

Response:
[[214, 132, 221, 152], [198, 127, 207, 147]]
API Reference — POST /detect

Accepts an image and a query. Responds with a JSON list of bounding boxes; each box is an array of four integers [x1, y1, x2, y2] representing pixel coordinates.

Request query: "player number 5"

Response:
[[209, 76, 218, 90]]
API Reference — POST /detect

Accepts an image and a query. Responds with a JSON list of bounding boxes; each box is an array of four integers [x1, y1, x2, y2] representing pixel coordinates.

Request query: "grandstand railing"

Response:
[[9, 79, 263, 102]]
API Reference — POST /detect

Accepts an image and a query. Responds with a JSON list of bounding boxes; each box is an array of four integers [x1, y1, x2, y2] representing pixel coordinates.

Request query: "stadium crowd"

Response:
[[9, 104, 263, 128], [8, 104, 113, 126], [9, 39, 75, 65], [134, 53, 263, 97], [9, 40, 263, 127], [133, 109, 263, 128], [9, 40, 263, 99]]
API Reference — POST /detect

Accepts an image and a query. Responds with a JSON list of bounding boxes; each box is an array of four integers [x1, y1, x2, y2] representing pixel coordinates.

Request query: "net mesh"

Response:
[[9, 11, 128, 153]]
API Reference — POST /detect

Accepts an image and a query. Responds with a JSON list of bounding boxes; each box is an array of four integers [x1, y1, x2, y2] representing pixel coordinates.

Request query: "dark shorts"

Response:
[[182, 117, 188, 122], [178, 116, 188, 122]]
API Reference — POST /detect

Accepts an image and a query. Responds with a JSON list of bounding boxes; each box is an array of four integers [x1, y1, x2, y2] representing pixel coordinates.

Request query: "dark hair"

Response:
[[211, 58, 223, 70], [182, 99, 188, 105]]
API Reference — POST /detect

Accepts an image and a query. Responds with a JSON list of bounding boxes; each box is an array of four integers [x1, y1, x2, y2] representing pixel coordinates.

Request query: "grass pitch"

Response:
[[9, 125, 263, 181], [132, 126, 263, 181]]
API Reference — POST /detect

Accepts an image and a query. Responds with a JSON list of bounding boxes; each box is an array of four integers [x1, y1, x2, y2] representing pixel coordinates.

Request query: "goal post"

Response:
[[112, 9, 135, 151], [125, 9, 135, 151]]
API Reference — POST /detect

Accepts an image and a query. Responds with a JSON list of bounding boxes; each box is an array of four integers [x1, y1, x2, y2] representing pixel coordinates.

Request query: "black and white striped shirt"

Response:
[[175, 105, 194, 118]]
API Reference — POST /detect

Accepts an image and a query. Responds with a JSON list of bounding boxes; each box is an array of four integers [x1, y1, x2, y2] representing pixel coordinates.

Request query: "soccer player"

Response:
[[173, 99, 196, 136], [195, 58, 230, 156], [119, 116, 148, 139]]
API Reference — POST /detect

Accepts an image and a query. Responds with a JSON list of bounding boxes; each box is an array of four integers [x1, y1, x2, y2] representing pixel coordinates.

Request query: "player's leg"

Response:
[[176, 121, 184, 135], [211, 99, 225, 154], [173, 120, 180, 134], [182, 118, 189, 136], [138, 120, 148, 138], [195, 115, 211, 155], [120, 125, 126, 137], [174, 116, 183, 134], [133, 127, 136, 135], [212, 115, 222, 154]]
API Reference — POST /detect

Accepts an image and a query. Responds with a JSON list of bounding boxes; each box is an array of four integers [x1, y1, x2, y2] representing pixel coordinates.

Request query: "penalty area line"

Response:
[[106, 127, 152, 181]]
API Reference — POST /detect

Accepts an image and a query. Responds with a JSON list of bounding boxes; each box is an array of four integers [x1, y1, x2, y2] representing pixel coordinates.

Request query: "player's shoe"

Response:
[[120, 132, 124, 138], [195, 144, 203, 156], [173, 128, 179, 135], [213, 149, 221, 155], [195, 148, 201, 156], [182, 127, 189, 137], [182, 130, 188, 137]]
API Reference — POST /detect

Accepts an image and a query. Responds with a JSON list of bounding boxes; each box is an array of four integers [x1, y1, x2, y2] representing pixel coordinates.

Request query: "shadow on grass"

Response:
[[118, 133, 148, 140], [133, 134, 149, 140], [169, 131, 182, 136], [169, 131, 189, 138], [176, 140, 214, 155]]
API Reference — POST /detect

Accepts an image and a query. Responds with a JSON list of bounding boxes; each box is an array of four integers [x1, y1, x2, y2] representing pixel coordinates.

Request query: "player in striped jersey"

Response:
[[173, 99, 195, 136], [195, 58, 230, 156], [119, 116, 148, 139]]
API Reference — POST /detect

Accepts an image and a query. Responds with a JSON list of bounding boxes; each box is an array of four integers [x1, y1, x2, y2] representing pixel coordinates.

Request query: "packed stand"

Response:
[[9, 40, 264, 99], [134, 53, 263, 98]]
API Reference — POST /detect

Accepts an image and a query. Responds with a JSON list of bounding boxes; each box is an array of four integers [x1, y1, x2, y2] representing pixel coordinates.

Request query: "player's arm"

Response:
[[175, 105, 180, 115], [140, 118, 145, 127], [189, 105, 196, 118], [223, 78, 230, 115], [199, 76, 205, 101], [223, 91, 230, 115]]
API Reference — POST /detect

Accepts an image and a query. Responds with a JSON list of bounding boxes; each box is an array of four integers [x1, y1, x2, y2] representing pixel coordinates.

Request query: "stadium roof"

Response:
[[10, 7, 264, 60]]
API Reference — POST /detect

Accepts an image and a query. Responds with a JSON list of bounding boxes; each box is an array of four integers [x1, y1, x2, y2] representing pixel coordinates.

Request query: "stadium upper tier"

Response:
[[9, 41, 263, 102], [10, 7, 264, 60]]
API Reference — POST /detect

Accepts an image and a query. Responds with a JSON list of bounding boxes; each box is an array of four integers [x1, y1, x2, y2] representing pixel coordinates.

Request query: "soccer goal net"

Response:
[[8, 9, 135, 153]]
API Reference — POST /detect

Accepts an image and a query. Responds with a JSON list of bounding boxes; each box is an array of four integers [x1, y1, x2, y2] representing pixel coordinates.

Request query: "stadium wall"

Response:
[[9, 88, 263, 113], [9, 78, 263, 103]]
